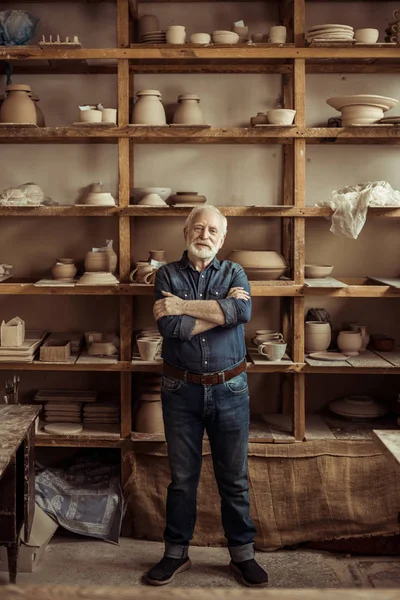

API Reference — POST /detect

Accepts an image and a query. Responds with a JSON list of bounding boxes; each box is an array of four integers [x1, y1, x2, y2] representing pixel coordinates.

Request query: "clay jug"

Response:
[[52, 261, 77, 280], [173, 94, 205, 125], [132, 90, 166, 125], [0, 84, 37, 124], [135, 396, 164, 433], [129, 262, 156, 283], [349, 323, 370, 352], [166, 25, 186, 44], [31, 94, 45, 127], [337, 330, 363, 356], [105, 240, 118, 274]]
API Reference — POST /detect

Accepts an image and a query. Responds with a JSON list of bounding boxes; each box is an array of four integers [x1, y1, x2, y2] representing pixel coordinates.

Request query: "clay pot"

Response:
[[371, 335, 395, 352], [132, 90, 166, 125], [269, 25, 287, 43], [105, 243, 118, 274], [135, 397, 164, 433], [84, 251, 111, 272], [149, 249, 165, 262], [349, 323, 370, 352], [80, 109, 102, 123], [250, 112, 269, 127], [52, 261, 77, 280], [0, 84, 37, 124], [173, 94, 205, 125], [138, 14, 159, 37], [166, 25, 186, 44], [31, 94, 45, 127], [137, 337, 162, 361], [130, 262, 157, 283], [337, 331, 362, 356], [305, 321, 331, 353]]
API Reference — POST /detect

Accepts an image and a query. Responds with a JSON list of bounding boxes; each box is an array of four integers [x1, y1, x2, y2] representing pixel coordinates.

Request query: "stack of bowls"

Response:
[[228, 250, 287, 280], [305, 321, 331, 353]]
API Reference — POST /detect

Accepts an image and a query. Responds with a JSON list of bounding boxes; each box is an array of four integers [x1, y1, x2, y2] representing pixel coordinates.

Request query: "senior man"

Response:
[[146, 205, 268, 588]]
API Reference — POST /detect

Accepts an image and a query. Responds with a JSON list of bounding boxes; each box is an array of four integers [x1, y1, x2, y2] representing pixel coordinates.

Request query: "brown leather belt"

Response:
[[163, 359, 247, 386]]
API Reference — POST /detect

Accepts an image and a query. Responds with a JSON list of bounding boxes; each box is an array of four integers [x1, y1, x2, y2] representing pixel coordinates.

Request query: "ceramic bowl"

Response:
[[267, 109, 296, 125], [78, 271, 119, 285], [228, 250, 287, 269], [371, 335, 396, 352], [340, 105, 383, 125], [232, 25, 249, 41], [137, 193, 167, 206], [190, 33, 211, 44], [212, 31, 239, 44], [84, 192, 116, 206], [305, 264, 333, 278], [131, 187, 171, 202], [80, 109, 102, 123], [244, 267, 286, 280], [326, 95, 398, 112], [329, 395, 388, 419], [355, 28, 379, 44]]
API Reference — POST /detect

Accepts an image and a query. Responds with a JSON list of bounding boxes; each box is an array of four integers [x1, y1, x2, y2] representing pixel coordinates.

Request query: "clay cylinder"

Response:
[[0, 84, 37, 124]]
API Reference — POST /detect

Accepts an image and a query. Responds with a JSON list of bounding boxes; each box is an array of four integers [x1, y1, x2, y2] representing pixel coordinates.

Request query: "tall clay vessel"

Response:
[[132, 90, 166, 125], [173, 94, 205, 125], [0, 84, 37, 124]]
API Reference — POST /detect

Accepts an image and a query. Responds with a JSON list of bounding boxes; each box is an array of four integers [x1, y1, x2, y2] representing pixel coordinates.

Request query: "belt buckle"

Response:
[[200, 373, 209, 385]]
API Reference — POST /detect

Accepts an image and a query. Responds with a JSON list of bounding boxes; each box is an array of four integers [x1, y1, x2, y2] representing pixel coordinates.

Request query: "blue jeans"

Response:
[[161, 369, 257, 563]]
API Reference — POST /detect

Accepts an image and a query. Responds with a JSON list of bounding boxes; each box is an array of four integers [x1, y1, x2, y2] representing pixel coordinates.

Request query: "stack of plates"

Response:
[[43, 401, 82, 424], [0, 330, 47, 363], [83, 402, 120, 425], [329, 395, 388, 420], [166, 192, 207, 206], [140, 31, 167, 44], [306, 24, 355, 45]]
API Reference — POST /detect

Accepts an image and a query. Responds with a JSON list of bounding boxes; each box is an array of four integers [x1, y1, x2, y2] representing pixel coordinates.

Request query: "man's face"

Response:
[[185, 210, 225, 260]]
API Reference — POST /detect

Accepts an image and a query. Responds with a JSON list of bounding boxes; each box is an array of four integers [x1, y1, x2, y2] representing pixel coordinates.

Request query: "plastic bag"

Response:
[[0, 182, 49, 206], [0, 10, 39, 46], [316, 181, 400, 239]]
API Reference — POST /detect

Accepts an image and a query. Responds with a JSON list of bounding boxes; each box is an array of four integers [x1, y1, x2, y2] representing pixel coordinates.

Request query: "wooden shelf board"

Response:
[[0, 206, 120, 217], [304, 347, 400, 374], [0, 280, 128, 295], [36, 425, 122, 448], [0, 361, 129, 371]]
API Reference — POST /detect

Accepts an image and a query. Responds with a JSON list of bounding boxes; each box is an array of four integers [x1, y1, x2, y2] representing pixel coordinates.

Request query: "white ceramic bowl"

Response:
[[305, 264, 333, 278], [267, 109, 296, 125], [138, 193, 167, 206], [85, 192, 116, 206], [190, 33, 211, 44], [80, 109, 102, 123], [355, 28, 379, 44], [212, 31, 239, 44], [132, 187, 172, 202], [327, 95, 398, 111]]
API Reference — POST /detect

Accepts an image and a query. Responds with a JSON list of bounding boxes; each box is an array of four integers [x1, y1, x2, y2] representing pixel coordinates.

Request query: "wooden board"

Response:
[[304, 277, 348, 288], [304, 415, 336, 440], [373, 348, 400, 367], [0, 406, 40, 478], [368, 276, 400, 289], [372, 430, 400, 474], [345, 350, 393, 368], [77, 353, 119, 364], [305, 355, 350, 367], [260, 414, 296, 442]]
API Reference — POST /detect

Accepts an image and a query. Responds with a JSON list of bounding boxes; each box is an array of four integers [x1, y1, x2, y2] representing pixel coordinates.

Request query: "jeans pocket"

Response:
[[161, 375, 182, 392], [225, 372, 248, 394]]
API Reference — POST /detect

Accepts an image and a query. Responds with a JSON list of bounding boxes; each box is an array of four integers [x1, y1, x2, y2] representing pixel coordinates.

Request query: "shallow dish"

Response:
[[138, 193, 167, 206], [308, 352, 348, 361], [228, 250, 287, 269], [329, 395, 388, 419], [327, 95, 398, 112], [132, 187, 171, 202], [305, 264, 334, 278]]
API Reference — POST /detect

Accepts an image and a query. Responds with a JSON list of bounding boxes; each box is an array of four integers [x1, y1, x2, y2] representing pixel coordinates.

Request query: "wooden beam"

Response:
[[293, 0, 305, 47], [293, 373, 305, 441], [293, 296, 305, 364], [117, 0, 130, 48], [120, 373, 132, 438]]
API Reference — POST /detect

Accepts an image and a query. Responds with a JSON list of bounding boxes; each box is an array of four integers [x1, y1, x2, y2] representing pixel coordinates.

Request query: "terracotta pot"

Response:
[[132, 90, 166, 125], [84, 251, 111, 272], [349, 323, 370, 352], [149, 249, 165, 262], [166, 25, 186, 44], [305, 321, 331, 352], [135, 398, 164, 433], [0, 84, 37, 124], [337, 330, 362, 356], [31, 94, 45, 127], [173, 94, 205, 125], [52, 262, 77, 280], [250, 112, 268, 127]]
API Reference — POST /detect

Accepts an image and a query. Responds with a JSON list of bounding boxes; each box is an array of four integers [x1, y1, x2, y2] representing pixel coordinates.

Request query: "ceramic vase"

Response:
[[166, 26, 186, 44], [135, 396, 164, 433], [305, 321, 331, 353], [0, 84, 37, 124], [132, 90, 166, 125], [84, 251, 111, 272], [349, 323, 370, 352], [52, 262, 77, 280], [105, 242, 118, 274], [337, 331, 363, 356], [173, 94, 205, 125]]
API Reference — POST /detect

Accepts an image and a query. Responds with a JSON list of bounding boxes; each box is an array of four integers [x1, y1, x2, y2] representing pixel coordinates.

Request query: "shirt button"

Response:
[[201, 275, 204, 278], [184, 294, 187, 297], [215, 292, 219, 295], [205, 361, 207, 364], [199, 293, 202, 297], [202, 338, 205, 342]]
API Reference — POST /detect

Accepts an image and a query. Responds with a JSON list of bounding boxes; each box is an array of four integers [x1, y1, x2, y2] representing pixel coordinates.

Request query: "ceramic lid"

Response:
[[136, 89, 162, 97], [178, 94, 200, 102], [6, 84, 32, 92]]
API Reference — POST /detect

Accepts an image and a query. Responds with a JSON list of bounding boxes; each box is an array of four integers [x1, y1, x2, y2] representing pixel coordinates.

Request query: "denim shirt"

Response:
[[154, 251, 251, 373]]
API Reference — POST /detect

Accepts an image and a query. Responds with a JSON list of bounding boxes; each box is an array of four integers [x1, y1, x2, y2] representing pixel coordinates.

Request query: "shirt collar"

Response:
[[179, 251, 221, 271]]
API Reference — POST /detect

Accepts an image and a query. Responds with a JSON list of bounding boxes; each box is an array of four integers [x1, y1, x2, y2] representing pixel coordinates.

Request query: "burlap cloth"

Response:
[[124, 440, 400, 550]]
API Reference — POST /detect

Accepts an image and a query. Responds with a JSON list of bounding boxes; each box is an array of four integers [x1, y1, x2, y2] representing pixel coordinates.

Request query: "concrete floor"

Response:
[[1, 537, 400, 588]]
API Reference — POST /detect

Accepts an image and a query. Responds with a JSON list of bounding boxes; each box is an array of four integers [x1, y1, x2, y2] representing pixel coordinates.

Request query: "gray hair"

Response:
[[184, 205, 227, 236]]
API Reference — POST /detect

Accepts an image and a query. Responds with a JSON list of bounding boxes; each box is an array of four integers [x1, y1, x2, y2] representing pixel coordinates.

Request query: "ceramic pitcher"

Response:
[[0, 84, 37, 124]]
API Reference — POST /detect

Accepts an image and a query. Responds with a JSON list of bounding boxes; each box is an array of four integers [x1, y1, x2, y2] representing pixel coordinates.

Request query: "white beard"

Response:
[[187, 240, 218, 260]]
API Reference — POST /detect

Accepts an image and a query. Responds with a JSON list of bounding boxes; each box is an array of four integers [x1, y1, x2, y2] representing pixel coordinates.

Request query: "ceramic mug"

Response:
[[137, 337, 162, 361], [129, 263, 157, 284], [269, 25, 287, 44], [252, 331, 284, 345], [102, 108, 117, 123], [258, 341, 287, 361]]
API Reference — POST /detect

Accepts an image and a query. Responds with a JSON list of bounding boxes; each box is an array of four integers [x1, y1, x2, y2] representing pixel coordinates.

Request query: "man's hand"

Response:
[[227, 286, 250, 301], [153, 291, 186, 321]]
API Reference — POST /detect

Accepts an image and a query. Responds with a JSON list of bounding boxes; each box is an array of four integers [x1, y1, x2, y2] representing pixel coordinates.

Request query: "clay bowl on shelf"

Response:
[[326, 95, 399, 112], [131, 187, 172, 203], [212, 30, 239, 44], [77, 272, 119, 285], [166, 192, 207, 206], [329, 395, 388, 420], [190, 33, 211, 44], [370, 335, 396, 352], [267, 109, 296, 125], [137, 193, 167, 206], [84, 192, 116, 206], [305, 264, 334, 278], [228, 250, 287, 280]]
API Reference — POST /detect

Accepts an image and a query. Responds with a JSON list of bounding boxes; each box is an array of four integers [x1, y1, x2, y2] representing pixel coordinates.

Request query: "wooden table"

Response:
[[0, 405, 40, 583], [372, 430, 400, 474]]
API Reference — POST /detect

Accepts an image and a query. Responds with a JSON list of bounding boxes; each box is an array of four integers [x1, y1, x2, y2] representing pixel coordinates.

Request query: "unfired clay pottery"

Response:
[[250, 112, 269, 127], [87, 341, 117, 356], [105, 241, 118, 273], [173, 94, 205, 125], [166, 25, 186, 44], [267, 109, 296, 125], [349, 323, 370, 352], [269, 25, 287, 43], [77, 272, 119, 285], [138, 14, 159, 37], [132, 90, 167, 125], [135, 396, 164, 433], [31, 94, 45, 127], [101, 108, 117, 123], [80, 109, 102, 123], [305, 264, 333, 278], [138, 193, 167, 206], [0, 84, 37, 124], [52, 261, 77, 280], [130, 262, 157, 283], [149, 249, 165, 262], [305, 321, 331, 353], [132, 187, 172, 202], [228, 250, 287, 280], [85, 331, 103, 344], [137, 337, 162, 361], [85, 183, 116, 206], [191, 33, 211, 44], [329, 395, 388, 419], [232, 25, 249, 42], [337, 330, 362, 356], [84, 251, 111, 272], [355, 28, 379, 44], [212, 31, 239, 44]]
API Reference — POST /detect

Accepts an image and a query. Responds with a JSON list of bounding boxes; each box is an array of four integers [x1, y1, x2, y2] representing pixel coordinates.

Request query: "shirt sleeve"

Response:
[[154, 267, 196, 341], [216, 265, 252, 328]]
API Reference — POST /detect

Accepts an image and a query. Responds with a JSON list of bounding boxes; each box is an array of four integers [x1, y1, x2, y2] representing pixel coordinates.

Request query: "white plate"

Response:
[[308, 23, 354, 31], [327, 95, 399, 111], [308, 352, 349, 361]]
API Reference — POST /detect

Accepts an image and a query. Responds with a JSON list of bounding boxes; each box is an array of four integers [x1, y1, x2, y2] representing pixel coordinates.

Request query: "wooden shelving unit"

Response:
[[1, 0, 399, 455]]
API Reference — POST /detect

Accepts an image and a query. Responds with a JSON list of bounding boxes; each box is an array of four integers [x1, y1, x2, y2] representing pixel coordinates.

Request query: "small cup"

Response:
[[137, 337, 162, 361], [102, 108, 117, 123], [258, 341, 287, 361], [190, 33, 211, 44], [355, 28, 379, 44], [269, 25, 287, 44], [166, 25, 186, 44], [252, 332, 284, 345], [80, 109, 102, 123]]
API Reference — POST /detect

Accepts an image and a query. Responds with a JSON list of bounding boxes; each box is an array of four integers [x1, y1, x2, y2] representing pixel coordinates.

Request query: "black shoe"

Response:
[[230, 558, 269, 587], [146, 556, 191, 586]]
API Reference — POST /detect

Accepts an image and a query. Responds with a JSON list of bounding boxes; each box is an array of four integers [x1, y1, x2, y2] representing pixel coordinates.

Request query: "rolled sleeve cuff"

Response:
[[217, 298, 238, 327], [179, 315, 196, 341]]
